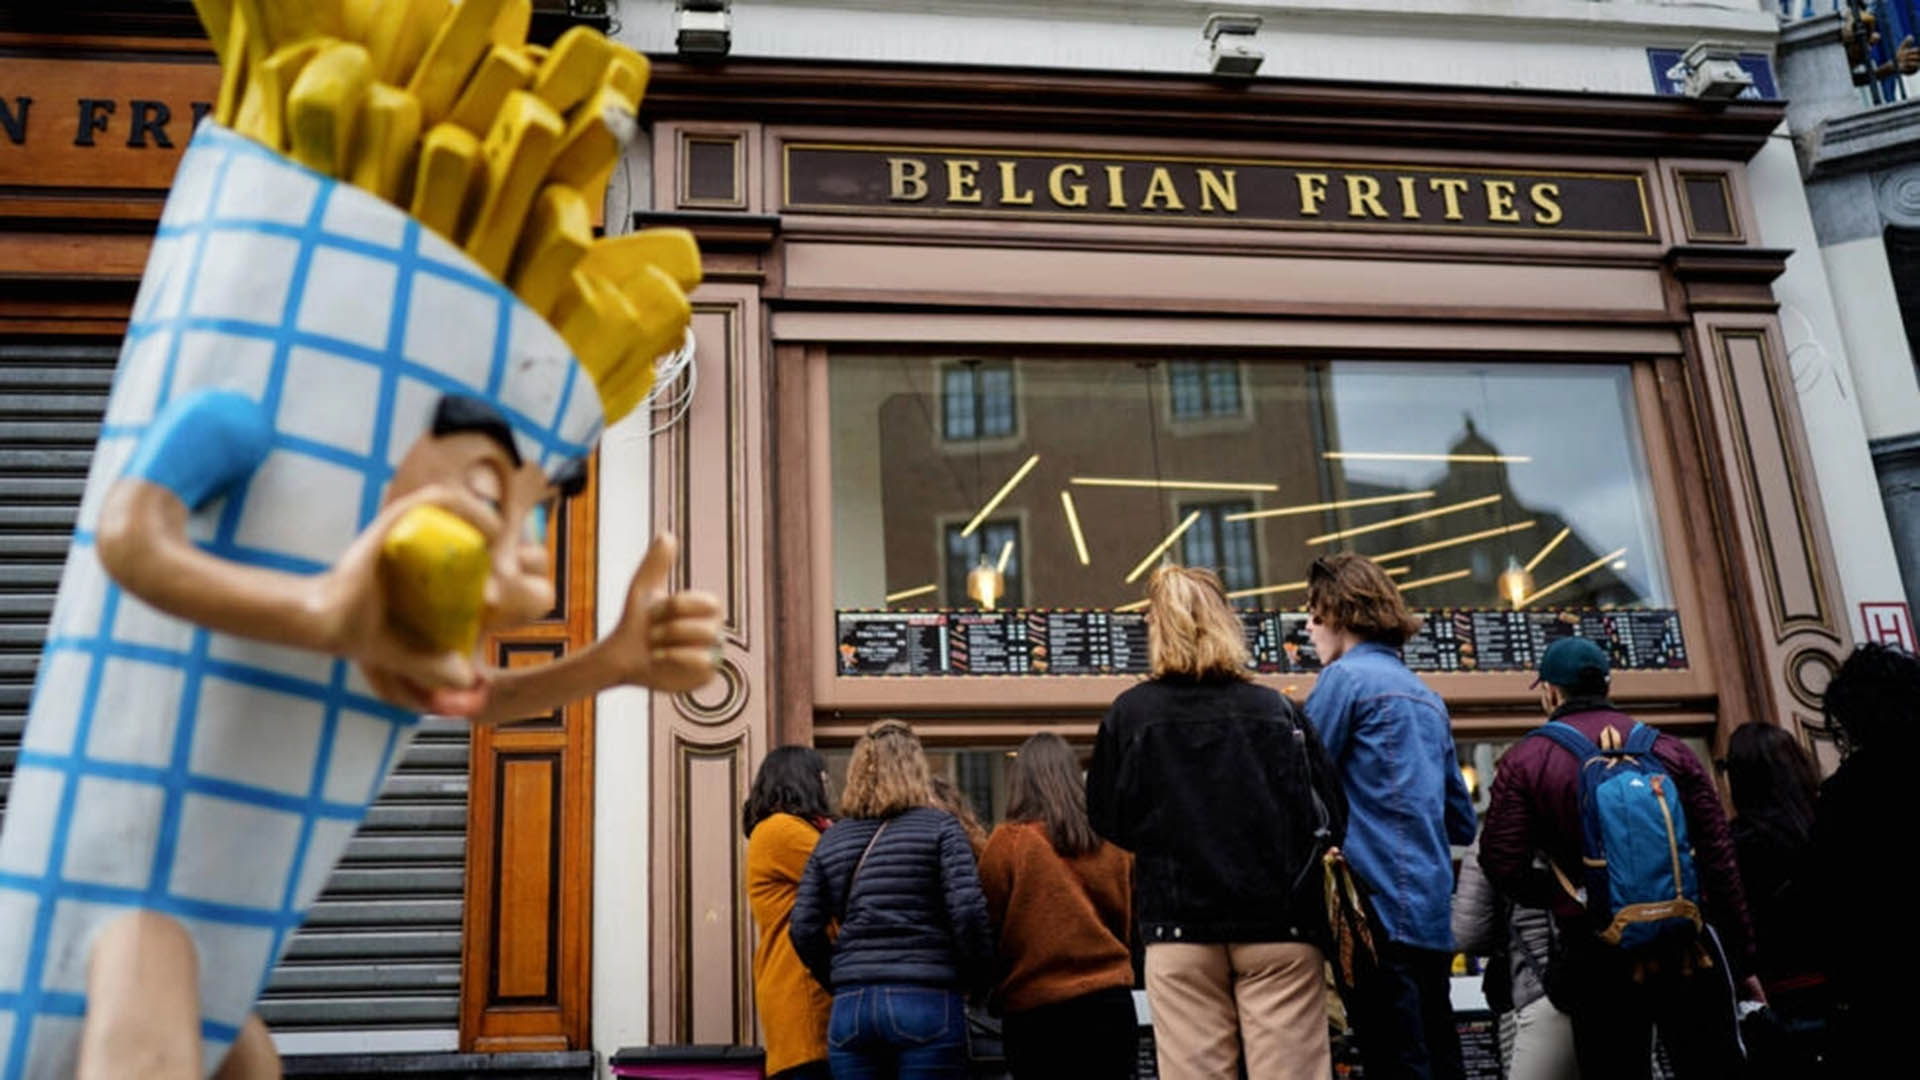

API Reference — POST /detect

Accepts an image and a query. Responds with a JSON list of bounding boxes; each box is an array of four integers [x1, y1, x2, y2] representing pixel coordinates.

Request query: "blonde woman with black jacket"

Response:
[[1088, 566, 1347, 1080]]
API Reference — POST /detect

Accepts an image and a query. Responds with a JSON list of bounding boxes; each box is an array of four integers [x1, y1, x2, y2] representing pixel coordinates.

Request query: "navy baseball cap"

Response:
[[1532, 636, 1611, 689]]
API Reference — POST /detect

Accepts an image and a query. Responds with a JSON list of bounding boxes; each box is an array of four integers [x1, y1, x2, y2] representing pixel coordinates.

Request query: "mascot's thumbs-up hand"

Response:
[[608, 533, 723, 694]]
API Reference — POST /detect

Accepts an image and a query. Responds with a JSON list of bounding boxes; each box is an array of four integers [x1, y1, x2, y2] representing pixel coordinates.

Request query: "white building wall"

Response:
[[594, 1, 1901, 1059], [592, 411, 657, 1078]]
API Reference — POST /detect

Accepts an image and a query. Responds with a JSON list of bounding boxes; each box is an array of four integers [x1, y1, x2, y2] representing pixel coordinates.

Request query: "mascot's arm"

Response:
[[472, 532, 720, 725], [96, 389, 498, 702]]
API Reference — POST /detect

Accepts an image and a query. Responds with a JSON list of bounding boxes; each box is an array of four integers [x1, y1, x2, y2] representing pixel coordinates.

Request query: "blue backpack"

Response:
[[1531, 718, 1704, 950]]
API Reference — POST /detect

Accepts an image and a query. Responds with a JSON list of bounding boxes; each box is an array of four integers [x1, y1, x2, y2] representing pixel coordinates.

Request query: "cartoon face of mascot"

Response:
[[0, 125, 716, 1079]]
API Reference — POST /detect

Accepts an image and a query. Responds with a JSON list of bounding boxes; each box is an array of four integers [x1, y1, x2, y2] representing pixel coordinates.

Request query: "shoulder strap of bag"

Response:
[[1623, 721, 1659, 756], [840, 819, 889, 921], [1532, 720, 1601, 761]]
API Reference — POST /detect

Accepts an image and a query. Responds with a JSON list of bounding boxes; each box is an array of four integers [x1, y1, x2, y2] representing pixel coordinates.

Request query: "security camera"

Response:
[[677, 0, 731, 57], [1204, 12, 1264, 78], [1681, 42, 1753, 100]]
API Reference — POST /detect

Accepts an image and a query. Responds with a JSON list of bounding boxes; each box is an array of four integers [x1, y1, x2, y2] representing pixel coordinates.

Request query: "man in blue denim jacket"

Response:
[[1305, 554, 1477, 1080]]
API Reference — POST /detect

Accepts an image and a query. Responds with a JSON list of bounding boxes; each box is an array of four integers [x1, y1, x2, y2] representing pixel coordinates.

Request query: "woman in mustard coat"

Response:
[[744, 747, 837, 1079]]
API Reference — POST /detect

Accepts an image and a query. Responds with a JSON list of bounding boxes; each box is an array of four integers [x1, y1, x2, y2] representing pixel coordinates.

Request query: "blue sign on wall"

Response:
[[1646, 48, 1781, 100]]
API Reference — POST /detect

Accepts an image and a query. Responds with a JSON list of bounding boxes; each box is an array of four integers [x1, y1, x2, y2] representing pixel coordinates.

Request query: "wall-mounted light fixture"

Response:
[[1204, 13, 1264, 78], [1679, 41, 1752, 100], [677, 0, 732, 57]]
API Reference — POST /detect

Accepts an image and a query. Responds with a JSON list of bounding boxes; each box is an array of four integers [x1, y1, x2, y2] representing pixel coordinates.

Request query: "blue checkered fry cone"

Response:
[[0, 123, 604, 1079]]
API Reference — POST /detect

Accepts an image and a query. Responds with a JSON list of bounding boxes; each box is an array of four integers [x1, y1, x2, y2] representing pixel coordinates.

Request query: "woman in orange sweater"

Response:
[[744, 747, 836, 1080], [979, 732, 1137, 1079]]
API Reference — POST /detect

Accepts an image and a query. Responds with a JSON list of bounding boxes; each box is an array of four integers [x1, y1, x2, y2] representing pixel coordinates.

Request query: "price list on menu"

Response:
[[834, 608, 1687, 676], [1040, 611, 1150, 675], [834, 613, 948, 676]]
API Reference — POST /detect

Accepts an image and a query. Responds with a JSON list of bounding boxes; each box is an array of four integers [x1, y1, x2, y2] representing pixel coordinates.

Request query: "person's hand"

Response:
[[307, 483, 504, 716], [610, 533, 723, 693], [1737, 974, 1768, 1005]]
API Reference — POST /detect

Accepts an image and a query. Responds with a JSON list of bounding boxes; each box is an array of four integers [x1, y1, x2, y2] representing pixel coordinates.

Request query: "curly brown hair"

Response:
[[1306, 553, 1423, 647], [1146, 565, 1251, 680], [840, 718, 935, 819]]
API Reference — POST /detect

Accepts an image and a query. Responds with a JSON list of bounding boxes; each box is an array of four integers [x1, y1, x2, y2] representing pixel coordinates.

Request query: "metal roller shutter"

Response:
[[0, 336, 466, 1041]]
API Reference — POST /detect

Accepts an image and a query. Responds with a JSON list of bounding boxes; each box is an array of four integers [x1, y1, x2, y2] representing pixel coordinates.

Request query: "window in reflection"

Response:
[[1180, 499, 1260, 603], [941, 359, 1017, 442], [832, 354, 1671, 614], [1168, 359, 1244, 420]]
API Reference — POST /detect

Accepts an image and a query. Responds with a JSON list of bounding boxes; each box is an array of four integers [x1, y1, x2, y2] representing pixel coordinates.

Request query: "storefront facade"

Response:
[[630, 57, 1854, 1045], [0, 1, 1882, 1071]]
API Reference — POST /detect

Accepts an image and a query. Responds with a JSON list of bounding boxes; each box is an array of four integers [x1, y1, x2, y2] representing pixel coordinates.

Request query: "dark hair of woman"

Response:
[[741, 745, 832, 839], [1004, 732, 1100, 859], [1821, 642, 1920, 759], [1723, 722, 1818, 850]]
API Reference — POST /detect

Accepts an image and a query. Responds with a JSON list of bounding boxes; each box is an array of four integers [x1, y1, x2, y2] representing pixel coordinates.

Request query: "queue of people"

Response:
[[738, 552, 1912, 1079]]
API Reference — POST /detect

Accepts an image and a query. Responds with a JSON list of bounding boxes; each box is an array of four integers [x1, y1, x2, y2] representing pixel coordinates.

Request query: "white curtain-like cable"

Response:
[[646, 327, 700, 436]]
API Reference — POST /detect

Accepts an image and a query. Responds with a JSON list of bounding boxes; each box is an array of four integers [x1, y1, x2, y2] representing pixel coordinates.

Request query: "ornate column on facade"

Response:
[[1666, 237, 1854, 760], [645, 120, 781, 1044]]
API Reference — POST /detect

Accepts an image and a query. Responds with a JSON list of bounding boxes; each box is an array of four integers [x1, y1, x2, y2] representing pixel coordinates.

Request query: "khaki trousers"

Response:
[[1145, 941, 1331, 1080]]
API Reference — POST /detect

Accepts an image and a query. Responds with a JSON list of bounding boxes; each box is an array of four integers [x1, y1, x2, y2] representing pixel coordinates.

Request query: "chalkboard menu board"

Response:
[[835, 607, 1687, 678]]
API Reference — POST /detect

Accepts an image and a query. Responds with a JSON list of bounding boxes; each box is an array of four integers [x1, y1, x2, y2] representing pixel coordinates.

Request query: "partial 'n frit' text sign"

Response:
[[0, 56, 219, 191], [783, 142, 1655, 239]]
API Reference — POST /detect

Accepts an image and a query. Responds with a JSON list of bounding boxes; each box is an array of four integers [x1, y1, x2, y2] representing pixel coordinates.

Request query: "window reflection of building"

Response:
[[1180, 499, 1260, 602], [941, 359, 1017, 440], [1167, 359, 1244, 419], [944, 520, 1023, 608], [836, 354, 1668, 616], [1322, 417, 1643, 611]]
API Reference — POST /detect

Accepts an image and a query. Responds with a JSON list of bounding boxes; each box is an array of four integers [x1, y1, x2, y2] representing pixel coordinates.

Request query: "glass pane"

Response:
[[1179, 504, 1221, 575], [1167, 361, 1206, 418], [1204, 361, 1242, 415], [831, 354, 1672, 617], [941, 366, 975, 440], [979, 365, 1016, 437]]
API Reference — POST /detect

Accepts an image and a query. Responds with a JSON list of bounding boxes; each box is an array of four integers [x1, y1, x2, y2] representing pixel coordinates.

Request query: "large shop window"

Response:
[[830, 354, 1681, 678]]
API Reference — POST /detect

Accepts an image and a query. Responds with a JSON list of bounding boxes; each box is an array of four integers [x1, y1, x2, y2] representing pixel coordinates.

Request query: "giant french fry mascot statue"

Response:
[[0, 2, 716, 1077]]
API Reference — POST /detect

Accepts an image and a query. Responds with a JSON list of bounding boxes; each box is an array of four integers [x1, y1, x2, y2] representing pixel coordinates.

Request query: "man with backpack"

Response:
[[1479, 637, 1762, 1079]]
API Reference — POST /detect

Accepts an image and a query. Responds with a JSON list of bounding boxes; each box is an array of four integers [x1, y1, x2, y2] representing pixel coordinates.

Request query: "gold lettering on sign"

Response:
[[1346, 175, 1389, 219], [1484, 180, 1521, 223], [1529, 182, 1564, 226], [998, 160, 1035, 205], [1050, 163, 1089, 207], [1197, 168, 1238, 213], [888, 157, 929, 201], [1297, 173, 1330, 216], [1429, 177, 1470, 221], [1142, 166, 1184, 210], [1104, 164, 1127, 209], [946, 159, 983, 203], [1397, 176, 1421, 219]]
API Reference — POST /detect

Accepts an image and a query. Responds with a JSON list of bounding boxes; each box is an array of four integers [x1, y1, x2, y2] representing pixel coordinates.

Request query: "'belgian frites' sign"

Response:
[[783, 143, 1655, 239]]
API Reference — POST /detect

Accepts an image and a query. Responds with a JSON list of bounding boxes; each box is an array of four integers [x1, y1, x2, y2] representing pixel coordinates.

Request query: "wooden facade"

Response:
[[637, 59, 1850, 1039]]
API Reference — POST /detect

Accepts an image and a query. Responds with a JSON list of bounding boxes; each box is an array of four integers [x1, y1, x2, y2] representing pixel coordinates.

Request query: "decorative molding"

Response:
[[1876, 164, 1920, 229], [1708, 328, 1837, 640], [1784, 646, 1840, 712], [643, 59, 1785, 161], [677, 130, 748, 211], [651, 282, 772, 1046], [1664, 246, 1788, 313], [1675, 170, 1742, 243], [677, 655, 748, 725]]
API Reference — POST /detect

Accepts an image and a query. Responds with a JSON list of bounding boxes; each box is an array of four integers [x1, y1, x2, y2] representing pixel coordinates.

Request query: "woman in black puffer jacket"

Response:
[[791, 719, 993, 1079]]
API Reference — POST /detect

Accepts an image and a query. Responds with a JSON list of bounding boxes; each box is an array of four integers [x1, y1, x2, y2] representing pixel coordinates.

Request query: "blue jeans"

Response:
[[827, 986, 969, 1080]]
